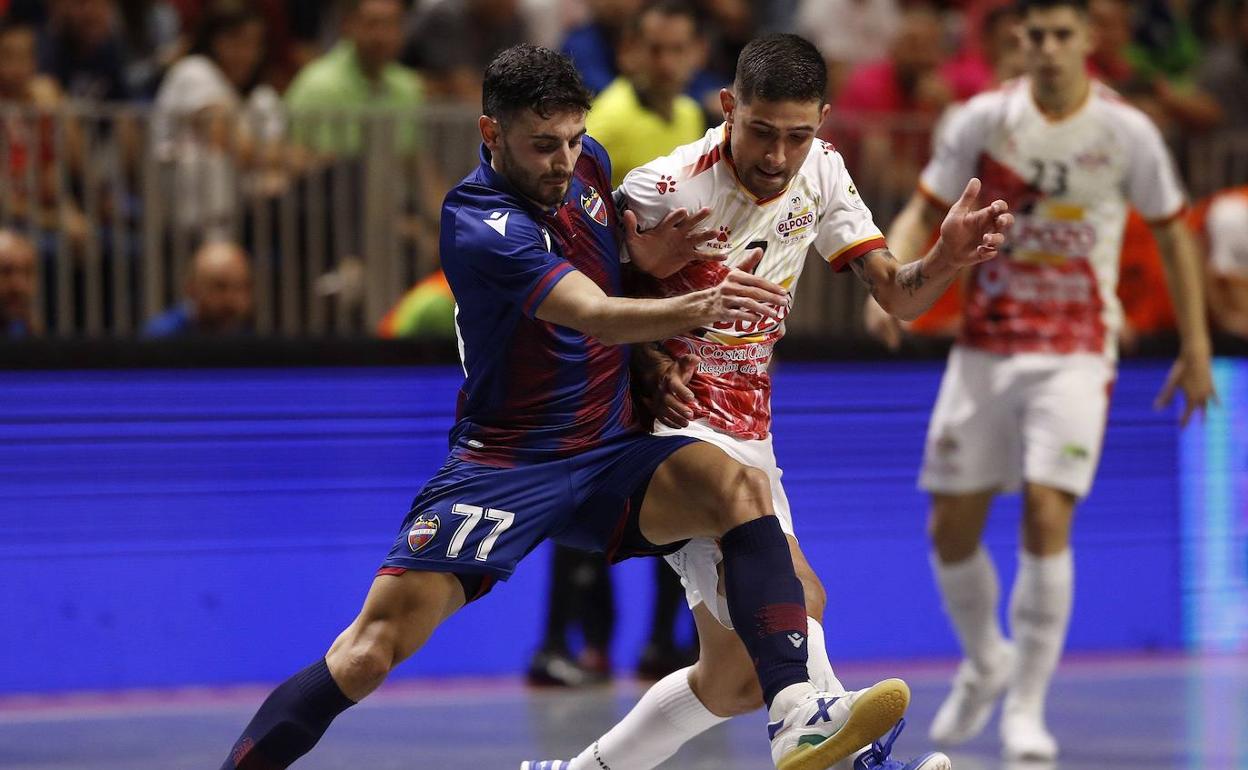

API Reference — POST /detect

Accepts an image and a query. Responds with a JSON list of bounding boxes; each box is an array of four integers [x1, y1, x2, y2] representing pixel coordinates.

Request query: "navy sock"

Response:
[[720, 516, 810, 708], [221, 658, 355, 770]]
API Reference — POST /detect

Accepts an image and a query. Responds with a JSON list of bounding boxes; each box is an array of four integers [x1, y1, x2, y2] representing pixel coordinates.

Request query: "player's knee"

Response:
[[327, 629, 398, 697], [338, 642, 393, 693], [927, 501, 980, 562], [1021, 485, 1075, 554], [1021, 509, 1073, 555], [712, 466, 773, 533]]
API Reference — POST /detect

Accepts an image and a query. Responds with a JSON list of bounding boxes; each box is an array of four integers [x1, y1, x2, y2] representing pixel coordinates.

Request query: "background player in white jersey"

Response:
[[864, 0, 1216, 761], [522, 33, 1015, 770]]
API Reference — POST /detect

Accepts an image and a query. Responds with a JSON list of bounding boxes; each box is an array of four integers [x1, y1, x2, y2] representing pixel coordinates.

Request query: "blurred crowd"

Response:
[[0, 0, 1246, 344]]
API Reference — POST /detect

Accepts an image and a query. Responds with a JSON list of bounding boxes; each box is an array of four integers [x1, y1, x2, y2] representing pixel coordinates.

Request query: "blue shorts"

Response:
[[379, 432, 697, 600]]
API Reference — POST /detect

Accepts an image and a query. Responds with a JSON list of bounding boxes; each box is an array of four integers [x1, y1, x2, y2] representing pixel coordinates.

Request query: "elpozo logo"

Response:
[[581, 186, 609, 227], [407, 513, 440, 553], [776, 207, 815, 238]]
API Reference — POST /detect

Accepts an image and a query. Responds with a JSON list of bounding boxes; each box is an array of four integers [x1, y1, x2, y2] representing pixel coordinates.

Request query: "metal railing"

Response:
[[1, 103, 1244, 339], [1, 102, 481, 338]]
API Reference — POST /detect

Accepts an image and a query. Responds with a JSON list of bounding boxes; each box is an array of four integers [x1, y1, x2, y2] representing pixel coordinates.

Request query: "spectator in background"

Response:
[[942, 2, 1025, 100], [797, 0, 900, 100], [377, 269, 455, 340], [836, 3, 953, 118], [0, 228, 39, 337], [1088, 0, 1222, 132], [286, 0, 423, 155], [691, 0, 753, 114], [167, 0, 297, 89], [559, 0, 642, 95], [1132, 0, 1204, 79], [830, 3, 953, 201], [0, 19, 89, 249], [1192, 185, 1248, 338], [152, 0, 285, 238], [586, 0, 706, 187], [403, 0, 530, 102], [143, 239, 252, 336], [289, 0, 441, 321], [285, 0, 342, 74], [114, 0, 182, 98], [37, 0, 133, 102], [1199, 0, 1248, 130]]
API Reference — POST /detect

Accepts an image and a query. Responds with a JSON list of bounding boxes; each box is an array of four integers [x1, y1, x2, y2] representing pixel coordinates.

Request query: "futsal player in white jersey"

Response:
[[863, 0, 1216, 761], [522, 32, 1015, 770]]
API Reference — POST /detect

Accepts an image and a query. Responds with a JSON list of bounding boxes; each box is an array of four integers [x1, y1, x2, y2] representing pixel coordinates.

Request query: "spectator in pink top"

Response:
[[836, 3, 953, 118], [830, 4, 953, 202], [941, 2, 1025, 100]]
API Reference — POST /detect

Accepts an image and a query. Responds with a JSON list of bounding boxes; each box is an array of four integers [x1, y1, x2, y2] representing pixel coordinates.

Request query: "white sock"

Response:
[[932, 547, 1010, 671], [1006, 549, 1073, 717], [569, 666, 727, 770], [806, 618, 846, 694]]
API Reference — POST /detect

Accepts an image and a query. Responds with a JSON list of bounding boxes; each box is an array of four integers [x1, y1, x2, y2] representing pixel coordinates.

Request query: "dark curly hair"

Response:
[[482, 45, 593, 126]]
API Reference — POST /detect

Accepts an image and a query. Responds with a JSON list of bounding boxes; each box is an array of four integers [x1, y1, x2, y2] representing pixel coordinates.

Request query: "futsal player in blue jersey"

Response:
[[220, 46, 914, 770]]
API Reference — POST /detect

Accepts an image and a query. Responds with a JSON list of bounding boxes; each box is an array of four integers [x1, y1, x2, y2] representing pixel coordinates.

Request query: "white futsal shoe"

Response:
[[929, 643, 1015, 746], [1000, 705, 1058, 761], [768, 679, 911, 770]]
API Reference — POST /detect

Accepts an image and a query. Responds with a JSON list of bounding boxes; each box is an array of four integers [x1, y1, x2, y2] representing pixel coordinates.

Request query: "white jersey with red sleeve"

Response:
[[618, 123, 886, 439], [919, 78, 1187, 360]]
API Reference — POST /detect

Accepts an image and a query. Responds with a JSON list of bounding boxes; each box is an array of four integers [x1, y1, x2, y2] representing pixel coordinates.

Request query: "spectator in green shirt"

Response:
[[285, 0, 423, 155]]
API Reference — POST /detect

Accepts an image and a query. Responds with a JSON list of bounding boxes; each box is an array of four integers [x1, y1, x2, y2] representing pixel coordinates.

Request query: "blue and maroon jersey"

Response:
[[440, 136, 641, 466]]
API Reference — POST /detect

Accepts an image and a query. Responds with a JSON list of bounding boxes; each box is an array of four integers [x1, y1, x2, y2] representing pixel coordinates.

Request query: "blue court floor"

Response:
[[1, 653, 1244, 769]]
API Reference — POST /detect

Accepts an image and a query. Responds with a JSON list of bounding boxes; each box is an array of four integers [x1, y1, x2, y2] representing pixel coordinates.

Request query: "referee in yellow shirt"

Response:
[[585, 1, 708, 188]]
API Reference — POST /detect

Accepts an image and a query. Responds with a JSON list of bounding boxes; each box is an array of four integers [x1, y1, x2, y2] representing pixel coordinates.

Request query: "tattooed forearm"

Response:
[[849, 255, 875, 292], [897, 260, 929, 296], [850, 250, 898, 294]]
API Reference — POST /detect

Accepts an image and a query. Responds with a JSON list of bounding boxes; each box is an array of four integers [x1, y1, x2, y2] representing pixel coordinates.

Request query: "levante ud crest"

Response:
[[407, 513, 440, 553], [581, 186, 609, 227]]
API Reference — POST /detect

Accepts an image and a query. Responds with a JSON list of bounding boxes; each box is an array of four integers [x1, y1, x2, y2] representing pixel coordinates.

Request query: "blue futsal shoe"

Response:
[[853, 719, 951, 770], [519, 762, 570, 769]]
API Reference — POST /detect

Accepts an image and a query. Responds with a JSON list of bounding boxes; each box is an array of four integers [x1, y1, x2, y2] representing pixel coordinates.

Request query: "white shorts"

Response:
[[919, 345, 1114, 498], [654, 419, 792, 629]]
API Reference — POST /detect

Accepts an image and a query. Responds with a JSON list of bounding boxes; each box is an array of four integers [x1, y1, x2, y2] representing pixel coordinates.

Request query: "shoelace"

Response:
[[863, 718, 907, 766]]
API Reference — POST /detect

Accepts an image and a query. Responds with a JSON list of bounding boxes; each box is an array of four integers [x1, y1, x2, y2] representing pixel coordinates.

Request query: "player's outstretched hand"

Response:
[[623, 206, 721, 279], [1155, 351, 1218, 427], [703, 248, 790, 326], [938, 178, 1013, 268]]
